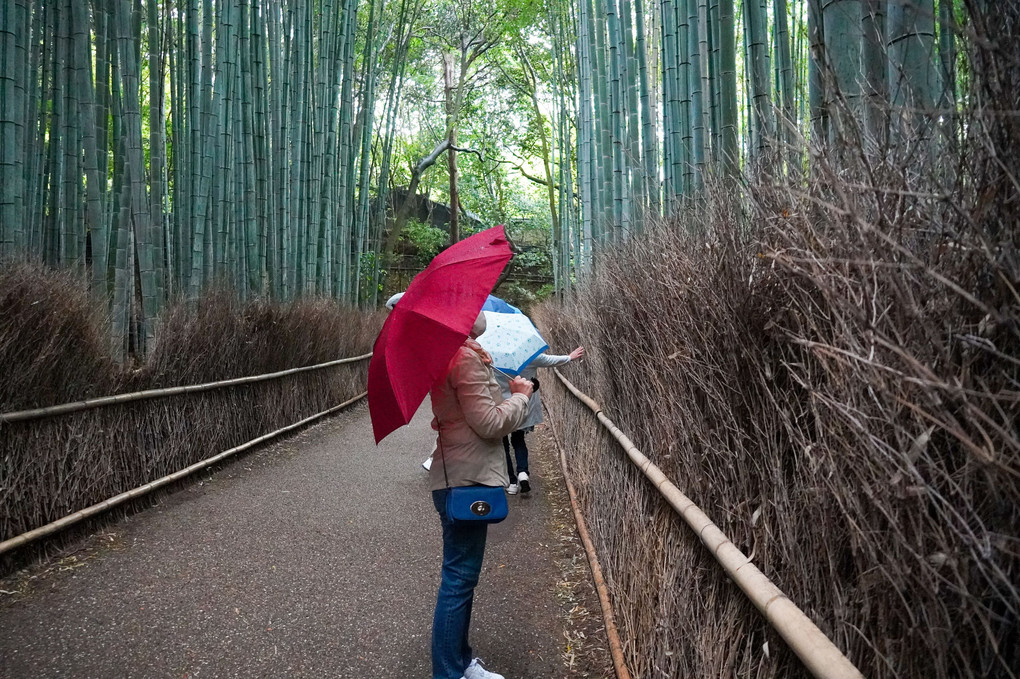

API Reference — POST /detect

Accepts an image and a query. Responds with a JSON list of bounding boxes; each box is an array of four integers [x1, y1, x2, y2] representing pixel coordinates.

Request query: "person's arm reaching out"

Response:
[[529, 346, 585, 368]]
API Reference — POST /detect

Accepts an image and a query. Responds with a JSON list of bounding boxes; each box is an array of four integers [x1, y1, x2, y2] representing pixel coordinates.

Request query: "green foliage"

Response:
[[401, 219, 447, 266], [358, 251, 385, 302], [493, 279, 554, 313], [512, 247, 549, 271]]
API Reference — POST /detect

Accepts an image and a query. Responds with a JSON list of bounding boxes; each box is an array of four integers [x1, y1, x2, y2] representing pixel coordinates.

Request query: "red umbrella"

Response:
[[368, 225, 513, 443]]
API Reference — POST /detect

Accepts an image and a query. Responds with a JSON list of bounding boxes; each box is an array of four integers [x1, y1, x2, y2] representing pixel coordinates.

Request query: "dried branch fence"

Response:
[[552, 368, 863, 679], [0, 270, 381, 574], [0, 355, 371, 559], [534, 169, 1018, 678]]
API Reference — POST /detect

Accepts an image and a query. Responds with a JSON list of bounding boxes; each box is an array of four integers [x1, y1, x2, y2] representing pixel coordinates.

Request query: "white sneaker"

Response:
[[422, 455, 433, 471], [517, 471, 531, 493], [505, 483, 519, 495], [463, 657, 505, 679]]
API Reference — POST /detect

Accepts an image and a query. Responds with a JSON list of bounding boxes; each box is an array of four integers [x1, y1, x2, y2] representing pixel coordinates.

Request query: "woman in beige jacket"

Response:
[[428, 312, 533, 679]]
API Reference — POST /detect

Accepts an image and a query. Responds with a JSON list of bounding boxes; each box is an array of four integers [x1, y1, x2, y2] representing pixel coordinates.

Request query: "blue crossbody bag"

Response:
[[438, 429, 509, 524], [446, 485, 508, 523]]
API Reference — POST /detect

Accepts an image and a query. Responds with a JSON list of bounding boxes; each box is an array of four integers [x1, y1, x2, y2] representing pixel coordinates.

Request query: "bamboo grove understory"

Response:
[[1, 0, 964, 359]]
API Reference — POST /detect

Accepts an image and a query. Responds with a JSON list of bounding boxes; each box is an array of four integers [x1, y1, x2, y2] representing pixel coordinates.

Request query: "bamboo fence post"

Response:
[[544, 403, 633, 679], [552, 368, 865, 679]]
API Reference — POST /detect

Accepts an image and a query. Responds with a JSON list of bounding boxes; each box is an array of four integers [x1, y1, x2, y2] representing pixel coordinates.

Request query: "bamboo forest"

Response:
[[0, 0, 978, 355]]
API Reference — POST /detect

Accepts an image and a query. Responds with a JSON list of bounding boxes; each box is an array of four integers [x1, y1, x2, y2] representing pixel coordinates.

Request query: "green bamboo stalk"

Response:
[[337, 0, 358, 300], [22, 2, 44, 251], [555, 0, 577, 284], [717, 0, 737, 175], [808, 0, 825, 143], [288, 0, 307, 296], [661, 0, 684, 202], [821, 0, 864, 134], [774, 0, 796, 172], [687, 0, 706, 187], [110, 39, 132, 361], [0, 0, 28, 254], [251, 0, 271, 295], [697, 0, 712, 169], [677, 0, 692, 194], [354, 0, 382, 307], [211, 0, 232, 280], [861, 0, 886, 147], [168, 23, 187, 295], [241, 0, 265, 295], [709, 0, 721, 160], [115, 0, 158, 352], [50, 2, 68, 265], [745, 0, 773, 160], [606, 0, 625, 235], [887, 0, 940, 140], [620, 0, 642, 231], [71, 0, 108, 298], [592, 0, 612, 242], [269, 0, 289, 297], [148, 0, 166, 301], [190, 0, 216, 296], [635, 0, 659, 219], [61, 0, 82, 268]]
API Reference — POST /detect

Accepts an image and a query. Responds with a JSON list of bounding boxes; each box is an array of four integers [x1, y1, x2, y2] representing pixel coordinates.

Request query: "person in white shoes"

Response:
[[495, 346, 584, 494], [461, 657, 505, 679], [429, 312, 533, 679]]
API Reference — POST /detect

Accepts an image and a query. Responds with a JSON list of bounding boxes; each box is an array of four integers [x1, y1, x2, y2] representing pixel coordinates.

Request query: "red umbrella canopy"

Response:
[[368, 225, 513, 443]]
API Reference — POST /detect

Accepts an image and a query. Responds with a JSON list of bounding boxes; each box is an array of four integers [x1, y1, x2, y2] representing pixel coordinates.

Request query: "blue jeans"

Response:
[[432, 488, 488, 679], [502, 430, 528, 480]]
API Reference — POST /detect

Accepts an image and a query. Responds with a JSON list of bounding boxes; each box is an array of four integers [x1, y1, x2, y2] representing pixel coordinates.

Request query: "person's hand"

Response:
[[568, 346, 585, 361], [509, 376, 534, 399]]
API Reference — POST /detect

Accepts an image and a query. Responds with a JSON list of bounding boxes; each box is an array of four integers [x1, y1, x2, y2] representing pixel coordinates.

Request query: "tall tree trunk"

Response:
[[384, 138, 451, 264], [444, 53, 460, 245]]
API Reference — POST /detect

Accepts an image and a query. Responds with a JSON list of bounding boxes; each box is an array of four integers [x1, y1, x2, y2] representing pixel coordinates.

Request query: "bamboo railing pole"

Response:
[[552, 369, 864, 679], [545, 403, 633, 679], [0, 392, 368, 557], [0, 353, 372, 423]]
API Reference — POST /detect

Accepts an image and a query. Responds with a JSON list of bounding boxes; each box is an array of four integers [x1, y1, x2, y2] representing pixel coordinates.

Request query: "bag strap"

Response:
[[438, 424, 450, 489]]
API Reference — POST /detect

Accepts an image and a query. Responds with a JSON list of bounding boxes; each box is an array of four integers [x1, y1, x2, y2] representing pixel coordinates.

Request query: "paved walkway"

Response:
[[0, 403, 610, 678]]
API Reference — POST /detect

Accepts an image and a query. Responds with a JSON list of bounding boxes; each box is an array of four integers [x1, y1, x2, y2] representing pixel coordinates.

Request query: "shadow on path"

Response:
[[0, 402, 608, 678]]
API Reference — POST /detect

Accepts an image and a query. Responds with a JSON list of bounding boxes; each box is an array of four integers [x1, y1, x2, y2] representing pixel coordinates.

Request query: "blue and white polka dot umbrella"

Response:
[[477, 311, 549, 376]]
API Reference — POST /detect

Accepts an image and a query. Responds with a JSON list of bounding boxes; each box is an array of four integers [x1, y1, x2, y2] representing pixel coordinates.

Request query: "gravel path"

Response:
[[0, 402, 611, 679]]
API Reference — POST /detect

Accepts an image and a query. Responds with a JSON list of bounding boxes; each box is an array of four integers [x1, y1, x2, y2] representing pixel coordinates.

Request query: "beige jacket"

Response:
[[429, 341, 530, 491]]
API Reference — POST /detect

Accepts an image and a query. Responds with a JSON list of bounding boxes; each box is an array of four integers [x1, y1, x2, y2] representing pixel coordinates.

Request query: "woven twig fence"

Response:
[[552, 368, 863, 679], [0, 355, 370, 568], [534, 177, 1018, 678]]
